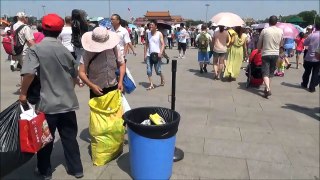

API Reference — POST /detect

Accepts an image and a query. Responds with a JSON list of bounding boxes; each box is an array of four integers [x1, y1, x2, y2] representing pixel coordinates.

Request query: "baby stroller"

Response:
[[245, 49, 264, 88]]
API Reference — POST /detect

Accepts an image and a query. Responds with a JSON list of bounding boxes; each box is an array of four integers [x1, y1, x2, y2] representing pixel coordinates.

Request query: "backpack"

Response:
[[2, 25, 26, 56], [198, 33, 209, 52], [71, 9, 88, 48]]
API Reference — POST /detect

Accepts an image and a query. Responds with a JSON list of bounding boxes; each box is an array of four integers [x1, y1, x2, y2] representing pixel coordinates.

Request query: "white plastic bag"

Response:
[[122, 94, 131, 113], [20, 102, 37, 120]]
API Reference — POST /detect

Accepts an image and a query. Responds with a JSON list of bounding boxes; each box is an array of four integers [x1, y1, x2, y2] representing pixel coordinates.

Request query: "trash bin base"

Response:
[[128, 128, 175, 180]]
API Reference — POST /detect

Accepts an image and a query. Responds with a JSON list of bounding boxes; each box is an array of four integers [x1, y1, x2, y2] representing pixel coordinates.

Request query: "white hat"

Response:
[[81, 27, 120, 52], [16, 12, 27, 18], [307, 25, 313, 29]]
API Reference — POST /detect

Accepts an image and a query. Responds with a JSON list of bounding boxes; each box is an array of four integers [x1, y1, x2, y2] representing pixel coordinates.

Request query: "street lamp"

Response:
[[41, 5, 46, 16], [314, 13, 319, 25], [205, 4, 210, 24]]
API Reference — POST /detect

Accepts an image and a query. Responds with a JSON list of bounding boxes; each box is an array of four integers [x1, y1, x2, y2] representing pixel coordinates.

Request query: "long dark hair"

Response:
[[234, 26, 243, 38]]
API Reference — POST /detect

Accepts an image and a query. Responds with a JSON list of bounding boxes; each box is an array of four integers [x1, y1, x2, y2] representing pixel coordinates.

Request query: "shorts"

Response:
[[285, 48, 293, 56], [261, 55, 278, 78], [208, 51, 214, 60], [178, 42, 187, 51], [146, 56, 162, 76], [198, 51, 209, 63], [295, 50, 302, 55], [213, 51, 226, 64]]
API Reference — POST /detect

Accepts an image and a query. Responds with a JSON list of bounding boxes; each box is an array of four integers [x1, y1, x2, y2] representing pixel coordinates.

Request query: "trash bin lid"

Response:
[[123, 107, 180, 139]]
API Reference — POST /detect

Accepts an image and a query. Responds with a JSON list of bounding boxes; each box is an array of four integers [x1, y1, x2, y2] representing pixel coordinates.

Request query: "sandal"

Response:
[[146, 85, 155, 90], [160, 81, 165, 86]]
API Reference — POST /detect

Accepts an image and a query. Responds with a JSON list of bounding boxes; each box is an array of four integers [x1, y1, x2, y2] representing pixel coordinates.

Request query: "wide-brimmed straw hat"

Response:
[[81, 27, 120, 52]]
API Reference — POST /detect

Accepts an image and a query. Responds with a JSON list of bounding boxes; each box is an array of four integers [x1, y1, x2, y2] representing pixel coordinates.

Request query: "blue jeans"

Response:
[[146, 56, 162, 76]]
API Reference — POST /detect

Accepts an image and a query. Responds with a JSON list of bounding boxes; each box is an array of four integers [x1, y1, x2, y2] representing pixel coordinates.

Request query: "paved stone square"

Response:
[[1, 43, 319, 179]]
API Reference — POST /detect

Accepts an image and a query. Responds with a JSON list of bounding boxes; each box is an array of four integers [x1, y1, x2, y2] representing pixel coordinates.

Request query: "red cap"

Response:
[[42, 14, 64, 32]]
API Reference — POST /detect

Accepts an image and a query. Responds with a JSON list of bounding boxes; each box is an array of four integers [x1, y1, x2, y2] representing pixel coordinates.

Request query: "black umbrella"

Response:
[[157, 22, 172, 30]]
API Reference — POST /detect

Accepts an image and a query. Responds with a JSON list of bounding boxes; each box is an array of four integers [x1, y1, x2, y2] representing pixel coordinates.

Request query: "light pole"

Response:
[[41, 5, 46, 16], [313, 13, 319, 25], [108, 0, 111, 18], [205, 4, 210, 24]]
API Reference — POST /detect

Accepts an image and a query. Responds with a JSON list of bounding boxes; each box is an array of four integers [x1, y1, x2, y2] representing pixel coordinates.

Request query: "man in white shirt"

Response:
[[178, 23, 188, 58], [12, 12, 35, 71], [110, 14, 136, 61], [257, 15, 283, 98]]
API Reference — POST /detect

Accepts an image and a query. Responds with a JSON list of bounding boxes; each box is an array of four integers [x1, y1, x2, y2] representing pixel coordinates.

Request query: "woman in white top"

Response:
[[58, 16, 75, 58]]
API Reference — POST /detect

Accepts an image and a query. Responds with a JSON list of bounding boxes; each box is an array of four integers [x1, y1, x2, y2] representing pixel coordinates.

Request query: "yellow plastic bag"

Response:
[[88, 90, 125, 166]]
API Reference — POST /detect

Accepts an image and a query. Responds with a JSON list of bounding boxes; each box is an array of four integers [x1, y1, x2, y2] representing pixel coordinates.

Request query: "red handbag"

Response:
[[19, 104, 53, 153]]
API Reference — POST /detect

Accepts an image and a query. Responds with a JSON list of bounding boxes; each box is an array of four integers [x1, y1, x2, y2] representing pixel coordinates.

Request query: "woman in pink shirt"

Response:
[[295, 32, 305, 69], [33, 24, 45, 43]]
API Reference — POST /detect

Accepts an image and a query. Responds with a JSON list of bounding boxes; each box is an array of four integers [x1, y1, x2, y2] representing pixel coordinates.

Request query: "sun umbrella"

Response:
[[128, 24, 137, 30], [99, 18, 112, 29], [196, 24, 202, 30], [89, 17, 104, 22], [253, 23, 269, 30], [276, 23, 299, 38], [211, 12, 245, 27], [293, 24, 305, 33]]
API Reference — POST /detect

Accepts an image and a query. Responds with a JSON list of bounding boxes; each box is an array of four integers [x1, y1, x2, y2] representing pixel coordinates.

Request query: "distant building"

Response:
[[145, 11, 172, 22], [171, 15, 185, 24]]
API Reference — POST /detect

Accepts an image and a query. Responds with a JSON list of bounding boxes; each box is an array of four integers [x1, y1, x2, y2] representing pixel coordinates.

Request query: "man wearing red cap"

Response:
[[19, 14, 83, 180]]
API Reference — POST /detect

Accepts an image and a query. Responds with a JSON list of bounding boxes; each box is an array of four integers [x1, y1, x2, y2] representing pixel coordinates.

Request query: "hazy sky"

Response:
[[1, 0, 319, 21]]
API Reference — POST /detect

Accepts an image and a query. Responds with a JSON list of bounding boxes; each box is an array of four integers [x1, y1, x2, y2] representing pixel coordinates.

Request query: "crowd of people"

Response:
[[1, 10, 319, 179]]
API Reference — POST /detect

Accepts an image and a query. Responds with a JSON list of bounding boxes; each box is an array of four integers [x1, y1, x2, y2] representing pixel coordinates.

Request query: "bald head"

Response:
[[269, 15, 278, 26]]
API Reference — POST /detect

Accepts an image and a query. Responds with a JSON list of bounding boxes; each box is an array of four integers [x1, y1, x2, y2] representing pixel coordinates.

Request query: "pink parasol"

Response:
[[276, 23, 299, 39], [211, 12, 245, 27]]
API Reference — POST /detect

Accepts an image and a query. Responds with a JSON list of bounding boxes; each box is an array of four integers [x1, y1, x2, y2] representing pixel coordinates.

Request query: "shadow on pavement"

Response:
[[116, 152, 132, 178], [282, 104, 320, 121], [237, 82, 264, 97], [280, 82, 302, 89], [188, 68, 213, 80], [80, 128, 91, 143], [3, 139, 66, 180], [138, 82, 151, 88]]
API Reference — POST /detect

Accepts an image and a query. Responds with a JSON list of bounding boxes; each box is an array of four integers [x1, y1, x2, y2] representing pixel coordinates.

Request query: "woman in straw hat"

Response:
[[78, 26, 125, 98]]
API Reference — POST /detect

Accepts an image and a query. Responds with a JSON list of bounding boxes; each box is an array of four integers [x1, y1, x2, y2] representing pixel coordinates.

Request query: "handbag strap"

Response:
[[87, 52, 102, 76]]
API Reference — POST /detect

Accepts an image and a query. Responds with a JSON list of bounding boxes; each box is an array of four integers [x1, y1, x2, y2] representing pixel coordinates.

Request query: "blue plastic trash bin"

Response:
[[123, 107, 180, 180]]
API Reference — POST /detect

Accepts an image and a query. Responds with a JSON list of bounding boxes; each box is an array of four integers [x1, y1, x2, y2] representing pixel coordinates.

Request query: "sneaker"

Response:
[[65, 167, 84, 179], [166, 58, 170, 64], [181, 56, 186, 59], [286, 64, 291, 69], [301, 82, 307, 88], [34, 168, 52, 180], [10, 65, 15, 72], [203, 66, 207, 73], [309, 87, 316, 93]]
